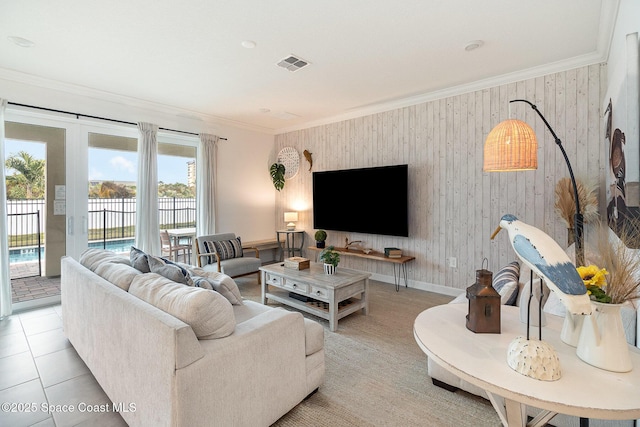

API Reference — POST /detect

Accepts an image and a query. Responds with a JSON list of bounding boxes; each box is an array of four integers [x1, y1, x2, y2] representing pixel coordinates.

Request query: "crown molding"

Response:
[[276, 1, 620, 134], [597, 0, 621, 63], [276, 51, 608, 134]]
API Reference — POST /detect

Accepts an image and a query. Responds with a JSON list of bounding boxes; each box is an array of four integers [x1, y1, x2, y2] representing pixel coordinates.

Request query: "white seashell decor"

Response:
[[507, 336, 562, 381]]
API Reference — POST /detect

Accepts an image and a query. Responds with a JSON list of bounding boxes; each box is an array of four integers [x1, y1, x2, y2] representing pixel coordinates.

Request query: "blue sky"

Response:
[[4, 139, 192, 184]]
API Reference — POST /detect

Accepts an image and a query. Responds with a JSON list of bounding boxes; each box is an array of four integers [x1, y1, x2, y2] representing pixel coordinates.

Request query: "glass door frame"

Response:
[[6, 108, 199, 263]]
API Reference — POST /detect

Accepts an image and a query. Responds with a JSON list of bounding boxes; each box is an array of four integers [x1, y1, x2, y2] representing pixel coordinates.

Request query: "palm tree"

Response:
[[5, 151, 45, 199]]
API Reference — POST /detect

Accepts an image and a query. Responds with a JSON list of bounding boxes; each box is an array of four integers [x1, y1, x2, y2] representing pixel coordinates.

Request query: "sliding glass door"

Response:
[[4, 121, 66, 310], [3, 107, 199, 311]]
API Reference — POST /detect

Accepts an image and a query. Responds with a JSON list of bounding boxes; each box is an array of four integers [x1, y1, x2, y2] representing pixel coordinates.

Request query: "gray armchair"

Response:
[[195, 232, 262, 284]]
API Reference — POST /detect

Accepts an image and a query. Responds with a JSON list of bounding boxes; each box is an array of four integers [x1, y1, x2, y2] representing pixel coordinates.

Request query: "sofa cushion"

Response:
[[303, 318, 324, 356], [493, 261, 520, 305], [79, 248, 130, 271], [190, 272, 244, 305], [233, 300, 272, 324], [130, 246, 150, 273], [201, 257, 262, 279], [94, 261, 142, 291], [129, 273, 235, 339], [148, 255, 194, 286], [205, 237, 243, 261]]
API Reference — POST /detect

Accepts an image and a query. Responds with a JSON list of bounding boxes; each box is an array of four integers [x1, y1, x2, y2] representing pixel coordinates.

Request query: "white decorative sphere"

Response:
[[507, 336, 562, 381]]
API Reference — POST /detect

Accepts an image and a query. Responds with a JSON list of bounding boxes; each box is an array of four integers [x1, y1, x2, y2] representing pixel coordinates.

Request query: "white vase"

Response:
[[560, 312, 585, 347], [576, 302, 632, 372], [324, 263, 336, 275]]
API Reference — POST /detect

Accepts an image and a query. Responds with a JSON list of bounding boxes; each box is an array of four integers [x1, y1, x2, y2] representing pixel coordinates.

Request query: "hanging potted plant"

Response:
[[314, 229, 327, 248], [319, 246, 340, 275], [270, 163, 286, 191]]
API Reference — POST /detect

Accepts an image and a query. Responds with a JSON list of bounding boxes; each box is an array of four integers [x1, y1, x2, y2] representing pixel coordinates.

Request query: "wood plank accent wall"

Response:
[[274, 64, 605, 293]]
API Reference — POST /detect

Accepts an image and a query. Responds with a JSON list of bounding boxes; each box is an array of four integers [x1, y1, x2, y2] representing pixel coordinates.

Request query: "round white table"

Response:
[[414, 304, 640, 427]]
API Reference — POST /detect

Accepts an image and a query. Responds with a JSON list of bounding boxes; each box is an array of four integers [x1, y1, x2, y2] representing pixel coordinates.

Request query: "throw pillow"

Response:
[[147, 255, 194, 286], [493, 261, 520, 305], [130, 246, 150, 273], [190, 269, 244, 305], [204, 237, 243, 261], [94, 262, 142, 291], [129, 273, 235, 339], [79, 248, 130, 271]]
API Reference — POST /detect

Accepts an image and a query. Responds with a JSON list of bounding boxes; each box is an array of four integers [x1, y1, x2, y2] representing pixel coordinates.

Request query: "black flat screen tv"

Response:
[[312, 164, 408, 237]]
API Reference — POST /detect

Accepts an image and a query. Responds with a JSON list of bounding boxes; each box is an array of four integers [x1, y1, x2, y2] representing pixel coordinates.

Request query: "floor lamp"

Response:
[[484, 100, 590, 425], [483, 99, 585, 267]]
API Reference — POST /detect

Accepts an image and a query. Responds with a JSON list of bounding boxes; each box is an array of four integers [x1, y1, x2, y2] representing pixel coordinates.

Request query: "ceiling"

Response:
[[0, 0, 617, 134]]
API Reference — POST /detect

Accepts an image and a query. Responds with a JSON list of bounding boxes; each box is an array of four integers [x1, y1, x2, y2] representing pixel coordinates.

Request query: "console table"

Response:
[[276, 229, 305, 261], [308, 246, 415, 291], [414, 304, 640, 427], [260, 262, 370, 331]]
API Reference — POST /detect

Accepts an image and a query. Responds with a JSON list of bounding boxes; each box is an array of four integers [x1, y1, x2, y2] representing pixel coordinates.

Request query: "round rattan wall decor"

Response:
[[277, 147, 300, 180]]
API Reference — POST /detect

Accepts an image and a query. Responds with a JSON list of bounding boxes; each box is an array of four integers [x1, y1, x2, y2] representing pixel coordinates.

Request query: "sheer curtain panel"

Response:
[[135, 122, 160, 255], [196, 134, 219, 236], [0, 99, 12, 318]]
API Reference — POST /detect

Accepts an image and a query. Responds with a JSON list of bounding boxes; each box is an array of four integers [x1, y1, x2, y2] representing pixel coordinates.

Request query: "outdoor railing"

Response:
[[7, 197, 196, 250], [7, 210, 42, 276], [88, 197, 196, 248]]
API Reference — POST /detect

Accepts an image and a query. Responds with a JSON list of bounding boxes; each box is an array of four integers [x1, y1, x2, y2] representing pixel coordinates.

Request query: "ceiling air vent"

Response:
[[276, 55, 310, 72]]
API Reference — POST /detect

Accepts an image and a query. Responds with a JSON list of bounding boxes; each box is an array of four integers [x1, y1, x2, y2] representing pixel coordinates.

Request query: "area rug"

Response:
[[236, 277, 500, 427]]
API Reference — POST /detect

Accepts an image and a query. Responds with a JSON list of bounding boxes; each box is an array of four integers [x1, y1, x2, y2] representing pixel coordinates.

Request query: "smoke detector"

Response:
[[276, 55, 310, 72]]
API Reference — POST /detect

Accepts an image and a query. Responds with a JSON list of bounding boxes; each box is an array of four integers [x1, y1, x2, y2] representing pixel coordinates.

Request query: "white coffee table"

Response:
[[260, 262, 370, 331], [414, 304, 640, 427]]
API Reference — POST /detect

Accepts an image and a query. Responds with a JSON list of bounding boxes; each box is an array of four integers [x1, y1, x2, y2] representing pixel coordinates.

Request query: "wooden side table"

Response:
[[276, 229, 305, 260]]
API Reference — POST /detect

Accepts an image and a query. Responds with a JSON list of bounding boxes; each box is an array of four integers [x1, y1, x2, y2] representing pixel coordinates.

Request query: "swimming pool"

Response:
[[9, 239, 135, 263]]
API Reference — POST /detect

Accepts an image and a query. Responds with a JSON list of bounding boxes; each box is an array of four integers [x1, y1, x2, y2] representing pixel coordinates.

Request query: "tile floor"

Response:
[[0, 304, 126, 427]]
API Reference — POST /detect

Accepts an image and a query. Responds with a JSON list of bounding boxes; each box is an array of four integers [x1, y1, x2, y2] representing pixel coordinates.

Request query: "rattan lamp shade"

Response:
[[484, 119, 538, 171]]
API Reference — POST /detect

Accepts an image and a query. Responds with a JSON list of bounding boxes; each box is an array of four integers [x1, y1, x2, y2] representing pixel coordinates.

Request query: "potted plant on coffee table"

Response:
[[314, 229, 327, 248], [319, 246, 340, 275]]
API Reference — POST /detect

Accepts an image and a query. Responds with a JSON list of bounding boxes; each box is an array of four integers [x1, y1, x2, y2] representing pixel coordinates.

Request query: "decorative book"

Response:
[[384, 247, 402, 258], [284, 256, 310, 270]]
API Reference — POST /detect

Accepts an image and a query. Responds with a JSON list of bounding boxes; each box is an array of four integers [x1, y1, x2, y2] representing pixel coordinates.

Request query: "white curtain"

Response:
[[135, 122, 160, 255], [196, 134, 219, 236], [0, 99, 12, 318]]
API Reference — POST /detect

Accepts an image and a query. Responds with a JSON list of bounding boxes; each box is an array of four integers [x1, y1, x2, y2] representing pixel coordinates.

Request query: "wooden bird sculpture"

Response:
[[491, 214, 592, 315], [303, 149, 313, 171]]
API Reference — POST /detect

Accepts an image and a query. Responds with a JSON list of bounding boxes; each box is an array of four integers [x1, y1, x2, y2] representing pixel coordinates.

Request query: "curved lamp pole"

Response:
[[484, 99, 585, 267], [511, 100, 584, 267]]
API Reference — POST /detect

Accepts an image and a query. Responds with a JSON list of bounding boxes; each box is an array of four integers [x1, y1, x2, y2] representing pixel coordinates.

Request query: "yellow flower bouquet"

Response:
[[577, 265, 610, 303], [575, 222, 640, 305]]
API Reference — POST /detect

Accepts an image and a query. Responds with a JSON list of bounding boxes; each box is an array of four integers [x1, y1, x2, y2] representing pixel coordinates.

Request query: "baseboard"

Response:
[[368, 272, 463, 297]]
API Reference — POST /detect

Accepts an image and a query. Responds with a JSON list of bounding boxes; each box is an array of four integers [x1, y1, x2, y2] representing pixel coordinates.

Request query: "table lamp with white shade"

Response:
[[284, 212, 298, 230]]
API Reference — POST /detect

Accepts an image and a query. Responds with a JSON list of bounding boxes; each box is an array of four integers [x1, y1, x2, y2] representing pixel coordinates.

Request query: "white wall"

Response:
[[605, 0, 640, 206], [0, 77, 277, 245], [606, 0, 640, 121]]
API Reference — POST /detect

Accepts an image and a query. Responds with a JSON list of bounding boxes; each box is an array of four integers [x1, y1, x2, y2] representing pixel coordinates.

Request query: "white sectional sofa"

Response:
[[427, 260, 640, 427], [61, 249, 325, 427]]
